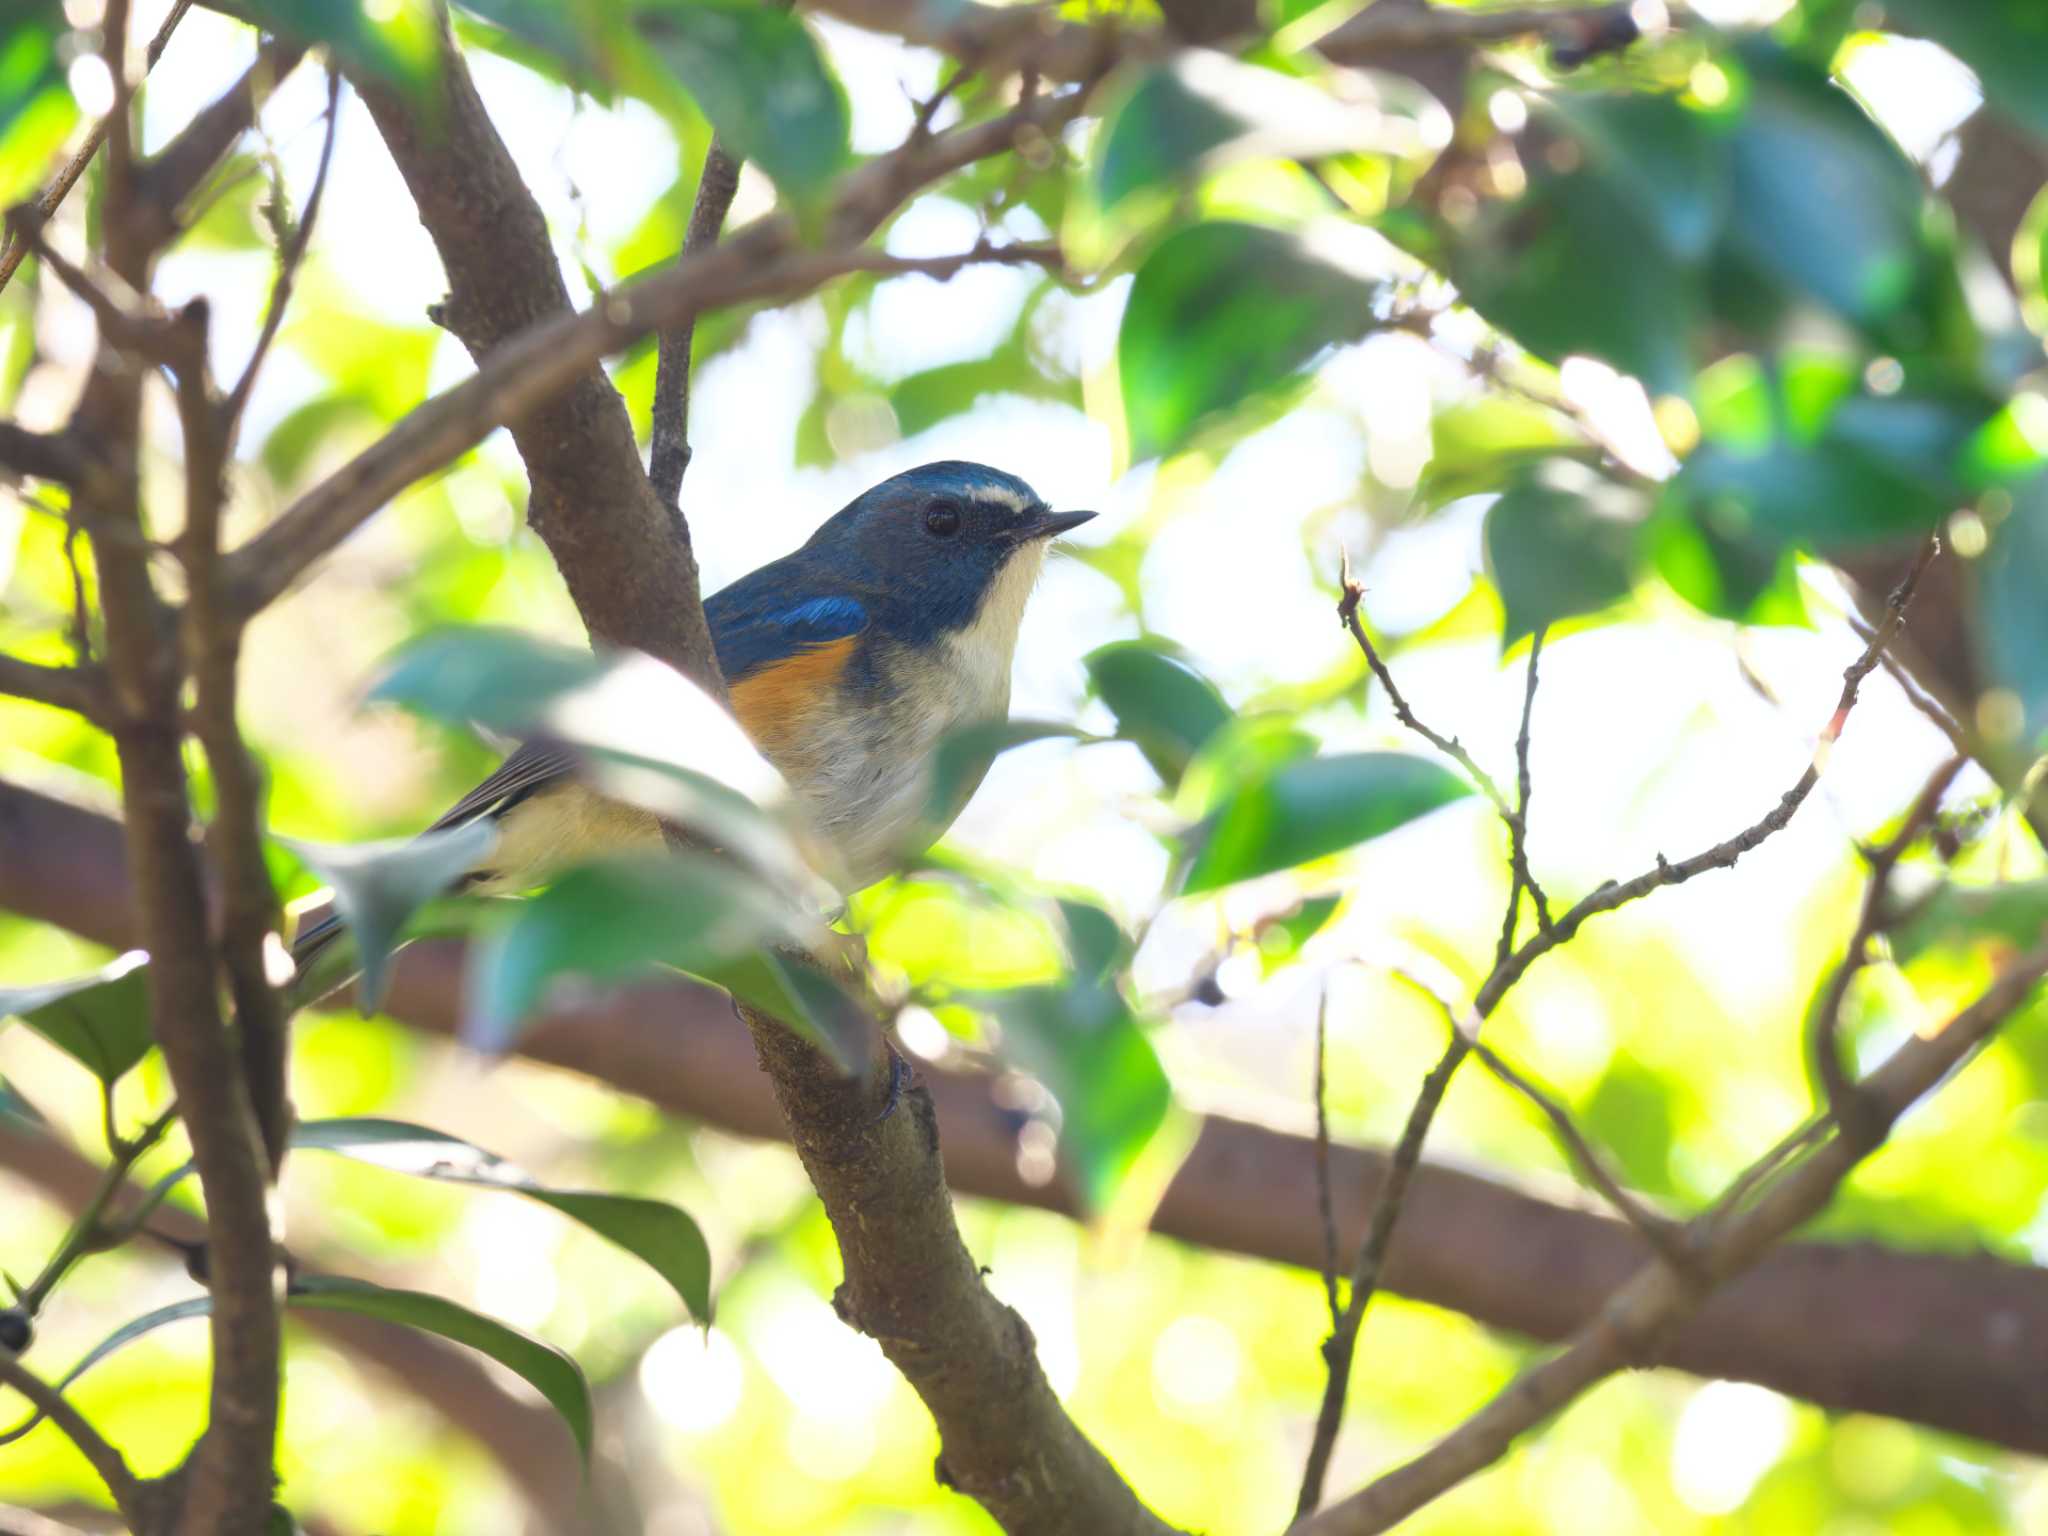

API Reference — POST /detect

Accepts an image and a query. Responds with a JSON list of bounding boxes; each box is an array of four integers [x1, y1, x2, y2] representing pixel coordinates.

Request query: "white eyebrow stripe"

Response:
[[972, 485, 1029, 512]]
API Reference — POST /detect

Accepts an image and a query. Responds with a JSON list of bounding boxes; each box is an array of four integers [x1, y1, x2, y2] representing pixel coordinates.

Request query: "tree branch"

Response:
[[1295, 946, 2048, 1536], [0, 653, 111, 723], [648, 136, 741, 511], [0, 1355, 144, 1522], [8, 774, 2048, 1454]]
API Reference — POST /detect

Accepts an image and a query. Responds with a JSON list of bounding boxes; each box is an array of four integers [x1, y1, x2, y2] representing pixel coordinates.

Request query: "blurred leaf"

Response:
[[371, 627, 604, 730], [1893, 880, 2048, 965], [975, 981, 1170, 1208], [2016, 183, 2048, 338], [454, 0, 611, 79], [296, 1118, 712, 1322], [1581, 1055, 1676, 1195], [636, 0, 849, 208], [291, 1273, 593, 1461], [260, 394, 378, 486], [1119, 220, 1376, 460], [1183, 752, 1470, 893], [1095, 53, 1389, 219], [0, 5, 65, 141], [1646, 501, 1803, 624], [704, 948, 871, 1069], [1546, 91, 1731, 261], [889, 347, 1079, 438], [0, 1076, 46, 1130], [926, 718, 1086, 832], [0, 952, 153, 1084], [1722, 52, 1931, 338], [1174, 715, 1319, 820], [1452, 158, 1695, 395], [1056, 898, 1129, 984], [1881, 0, 2048, 140], [1258, 893, 1339, 975], [1483, 469, 1642, 643], [238, 0, 439, 95], [42, 1295, 214, 1398], [1084, 639, 1233, 787], [1422, 397, 1581, 507], [463, 852, 817, 1055], [289, 821, 501, 1013], [1976, 474, 2048, 751]]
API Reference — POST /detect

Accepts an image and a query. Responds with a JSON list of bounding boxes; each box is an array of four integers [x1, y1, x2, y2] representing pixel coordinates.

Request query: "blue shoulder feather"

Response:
[[706, 566, 868, 683]]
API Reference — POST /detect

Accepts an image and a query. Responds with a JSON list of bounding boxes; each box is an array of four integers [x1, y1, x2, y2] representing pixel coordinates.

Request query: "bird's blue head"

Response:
[[801, 461, 1095, 640]]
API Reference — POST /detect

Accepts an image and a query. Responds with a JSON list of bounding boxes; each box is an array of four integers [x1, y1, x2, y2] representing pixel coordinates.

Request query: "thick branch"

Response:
[[8, 776, 2048, 1454]]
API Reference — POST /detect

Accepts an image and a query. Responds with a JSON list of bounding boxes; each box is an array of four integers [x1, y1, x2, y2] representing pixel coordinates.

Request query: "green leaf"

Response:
[[926, 718, 1086, 832], [462, 852, 818, 1055], [0, 953, 154, 1084], [1544, 92, 1732, 262], [1722, 54, 1931, 338], [1056, 899, 1129, 985], [1094, 53, 1388, 221], [703, 948, 870, 1069], [291, 1274, 593, 1461], [1893, 880, 2048, 966], [2016, 183, 2048, 339], [289, 821, 501, 1013], [1645, 502, 1803, 625], [373, 629, 813, 892], [974, 982, 1171, 1209], [0, 6, 66, 142], [1482, 470, 1643, 643], [635, 0, 850, 209], [370, 627, 605, 732], [1183, 753, 1471, 894], [1258, 893, 1340, 975], [0, 1077, 45, 1131], [1451, 156, 1695, 395], [1119, 220, 1376, 461], [1977, 474, 2048, 753], [1084, 639, 1233, 787], [1174, 716, 1320, 821], [46, 1295, 214, 1394], [237, 0, 439, 95], [454, 0, 610, 80], [296, 1118, 712, 1322], [1581, 1056, 1677, 1196]]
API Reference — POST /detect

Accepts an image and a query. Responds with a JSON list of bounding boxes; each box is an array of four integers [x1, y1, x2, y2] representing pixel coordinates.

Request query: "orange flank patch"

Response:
[[730, 637, 856, 757]]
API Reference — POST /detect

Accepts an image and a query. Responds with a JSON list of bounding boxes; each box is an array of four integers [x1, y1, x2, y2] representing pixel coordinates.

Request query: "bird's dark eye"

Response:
[[924, 498, 963, 537]]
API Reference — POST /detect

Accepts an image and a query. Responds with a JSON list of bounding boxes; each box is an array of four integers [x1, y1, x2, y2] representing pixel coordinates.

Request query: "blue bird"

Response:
[[295, 461, 1092, 973]]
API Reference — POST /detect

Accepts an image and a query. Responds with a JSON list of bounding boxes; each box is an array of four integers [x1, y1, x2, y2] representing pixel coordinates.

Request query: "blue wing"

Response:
[[706, 565, 869, 683]]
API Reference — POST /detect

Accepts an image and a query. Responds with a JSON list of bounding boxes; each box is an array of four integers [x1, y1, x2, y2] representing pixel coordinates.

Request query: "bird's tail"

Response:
[[287, 909, 357, 1009]]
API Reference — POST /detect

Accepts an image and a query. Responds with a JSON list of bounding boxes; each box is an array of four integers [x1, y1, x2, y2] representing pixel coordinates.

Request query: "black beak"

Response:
[[1018, 508, 1097, 541]]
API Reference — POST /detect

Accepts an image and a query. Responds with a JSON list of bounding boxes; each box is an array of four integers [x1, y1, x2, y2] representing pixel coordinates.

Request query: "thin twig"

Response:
[[1338, 552, 1512, 821], [221, 68, 340, 442], [0, 0, 193, 296], [1847, 612, 1973, 759], [1512, 629, 1552, 931], [1295, 944, 2048, 1536], [0, 1355, 143, 1518], [1806, 753, 1966, 1130], [1295, 534, 1942, 1518], [1312, 982, 1341, 1332], [14, 1104, 178, 1317], [836, 238, 1068, 282], [648, 135, 741, 510]]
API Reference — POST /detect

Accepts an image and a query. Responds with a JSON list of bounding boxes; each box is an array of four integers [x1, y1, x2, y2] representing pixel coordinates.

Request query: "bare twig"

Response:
[[132, 39, 309, 256], [840, 238, 1068, 282], [13, 1103, 179, 1319], [0, 654, 110, 723], [0, 1355, 143, 1519], [0, 424, 92, 486], [648, 136, 741, 510], [1338, 554, 1512, 821], [0, 0, 193, 296], [1296, 537, 1943, 1518], [1295, 945, 2048, 1536], [1806, 754, 1966, 1129], [1312, 983, 1342, 1331], [1848, 612, 1973, 759], [221, 68, 340, 442], [1512, 628, 1551, 931]]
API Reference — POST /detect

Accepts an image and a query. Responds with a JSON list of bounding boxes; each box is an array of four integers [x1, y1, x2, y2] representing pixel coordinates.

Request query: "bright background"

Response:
[[4, 0, 2048, 1532]]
